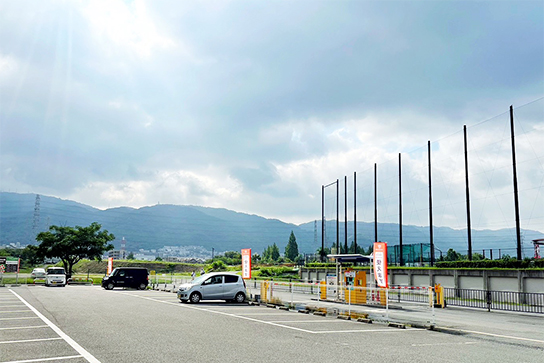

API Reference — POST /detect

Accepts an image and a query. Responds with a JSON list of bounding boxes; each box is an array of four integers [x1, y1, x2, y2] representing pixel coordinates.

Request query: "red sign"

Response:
[[241, 249, 251, 279], [373, 242, 388, 288]]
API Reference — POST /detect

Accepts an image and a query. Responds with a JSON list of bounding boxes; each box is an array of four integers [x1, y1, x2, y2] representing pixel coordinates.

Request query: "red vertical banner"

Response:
[[107, 257, 113, 275], [241, 249, 251, 279], [373, 242, 388, 288]]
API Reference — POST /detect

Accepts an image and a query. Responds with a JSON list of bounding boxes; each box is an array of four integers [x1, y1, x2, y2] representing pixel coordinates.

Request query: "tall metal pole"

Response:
[[354, 171, 357, 254], [399, 153, 403, 266], [428, 141, 435, 266], [344, 176, 348, 254], [464, 125, 473, 261], [374, 163, 378, 243], [510, 105, 522, 260], [336, 179, 339, 254], [321, 185, 325, 262]]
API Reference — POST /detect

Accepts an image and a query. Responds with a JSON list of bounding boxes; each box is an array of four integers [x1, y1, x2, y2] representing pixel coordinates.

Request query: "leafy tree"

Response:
[[316, 246, 331, 261], [252, 253, 261, 263], [21, 245, 43, 266], [155, 256, 163, 261], [284, 231, 299, 261], [36, 222, 114, 277], [262, 243, 280, 262], [444, 248, 462, 261], [127, 252, 135, 260]]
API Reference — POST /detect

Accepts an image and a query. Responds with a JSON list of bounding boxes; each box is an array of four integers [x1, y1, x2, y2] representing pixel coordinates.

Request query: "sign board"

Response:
[[373, 242, 388, 288], [0, 257, 20, 273], [241, 248, 251, 279]]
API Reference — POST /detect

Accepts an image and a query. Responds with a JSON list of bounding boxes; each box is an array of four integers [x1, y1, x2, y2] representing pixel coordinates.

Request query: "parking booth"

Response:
[[326, 254, 371, 303]]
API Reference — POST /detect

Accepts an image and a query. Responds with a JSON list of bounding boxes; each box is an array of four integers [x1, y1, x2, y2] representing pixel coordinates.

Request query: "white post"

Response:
[[385, 288, 389, 321], [291, 281, 294, 307]]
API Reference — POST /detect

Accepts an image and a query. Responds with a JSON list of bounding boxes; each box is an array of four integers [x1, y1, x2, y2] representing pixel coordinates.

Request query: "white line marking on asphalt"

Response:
[[0, 317, 40, 321], [313, 328, 418, 334], [121, 292, 409, 335], [0, 337, 64, 344], [411, 342, 479, 347], [9, 290, 102, 363], [0, 310, 31, 313], [266, 320, 350, 323], [437, 327, 544, 345], [2, 355, 83, 363], [0, 305, 26, 308], [0, 325, 49, 331]]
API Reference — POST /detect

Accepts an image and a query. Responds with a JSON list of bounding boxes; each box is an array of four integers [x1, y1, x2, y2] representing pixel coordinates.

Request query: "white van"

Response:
[[45, 267, 67, 287]]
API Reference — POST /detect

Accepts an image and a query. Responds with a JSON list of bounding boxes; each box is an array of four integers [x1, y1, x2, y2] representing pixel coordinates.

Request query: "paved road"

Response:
[[1, 285, 543, 363]]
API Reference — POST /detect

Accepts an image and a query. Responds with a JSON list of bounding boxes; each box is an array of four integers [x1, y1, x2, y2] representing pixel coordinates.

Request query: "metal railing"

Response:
[[443, 288, 544, 314]]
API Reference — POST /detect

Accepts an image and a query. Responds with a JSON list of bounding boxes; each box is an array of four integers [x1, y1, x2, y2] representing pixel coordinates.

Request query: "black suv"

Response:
[[102, 267, 149, 290]]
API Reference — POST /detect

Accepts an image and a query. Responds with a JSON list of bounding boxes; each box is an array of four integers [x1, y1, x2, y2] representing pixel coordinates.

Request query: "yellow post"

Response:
[[320, 280, 327, 300], [434, 284, 445, 308], [261, 281, 268, 302]]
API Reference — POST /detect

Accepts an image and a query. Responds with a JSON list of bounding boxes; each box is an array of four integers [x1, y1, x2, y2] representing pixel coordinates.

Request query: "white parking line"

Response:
[[9, 290, 102, 363], [0, 305, 26, 308], [436, 327, 544, 345], [0, 310, 31, 313], [121, 292, 412, 335], [0, 325, 49, 331], [2, 355, 83, 363], [0, 337, 64, 345], [0, 317, 40, 321]]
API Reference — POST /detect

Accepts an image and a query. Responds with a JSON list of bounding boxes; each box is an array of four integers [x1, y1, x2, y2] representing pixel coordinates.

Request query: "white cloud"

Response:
[[81, 0, 176, 59]]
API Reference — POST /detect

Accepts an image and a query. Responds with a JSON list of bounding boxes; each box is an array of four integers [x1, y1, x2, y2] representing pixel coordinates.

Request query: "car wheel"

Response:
[[106, 283, 114, 290], [235, 292, 246, 303], [138, 283, 146, 290], [189, 292, 201, 303]]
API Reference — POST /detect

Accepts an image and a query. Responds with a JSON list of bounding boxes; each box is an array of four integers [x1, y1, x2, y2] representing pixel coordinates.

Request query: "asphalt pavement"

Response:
[[1, 285, 543, 363]]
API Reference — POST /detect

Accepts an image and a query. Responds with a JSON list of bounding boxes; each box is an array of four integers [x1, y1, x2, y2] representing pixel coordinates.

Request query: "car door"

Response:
[[222, 275, 241, 299], [200, 275, 224, 299], [115, 269, 127, 286]]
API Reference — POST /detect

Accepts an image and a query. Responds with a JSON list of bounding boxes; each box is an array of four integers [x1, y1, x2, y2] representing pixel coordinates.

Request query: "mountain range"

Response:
[[0, 192, 542, 257]]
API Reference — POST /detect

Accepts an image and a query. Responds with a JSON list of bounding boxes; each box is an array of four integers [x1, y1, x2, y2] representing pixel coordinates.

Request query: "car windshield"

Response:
[[191, 274, 210, 285], [47, 269, 65, 274]]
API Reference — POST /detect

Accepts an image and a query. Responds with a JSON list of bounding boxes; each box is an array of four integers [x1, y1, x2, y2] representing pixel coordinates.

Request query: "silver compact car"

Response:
[[177, 272, 247, 303]]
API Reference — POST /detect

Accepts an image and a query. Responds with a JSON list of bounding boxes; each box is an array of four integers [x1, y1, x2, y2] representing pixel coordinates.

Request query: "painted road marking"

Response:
[[2, 355, 83, 363], [0, 337, 64, 345], [9, 290, 102, 363], [0, 325, 49, 331], [436, 327, 544, 345], [411, 342, 479, 347], [121, 291, 415, 335], [0, 317, 40, 321]]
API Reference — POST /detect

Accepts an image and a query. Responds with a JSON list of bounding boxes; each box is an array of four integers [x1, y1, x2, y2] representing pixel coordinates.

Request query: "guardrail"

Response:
[[443, 288, 544, 314]]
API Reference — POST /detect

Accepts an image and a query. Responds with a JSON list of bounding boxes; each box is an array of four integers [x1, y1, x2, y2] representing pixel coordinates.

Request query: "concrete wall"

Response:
[[300, 268, 544, 294]]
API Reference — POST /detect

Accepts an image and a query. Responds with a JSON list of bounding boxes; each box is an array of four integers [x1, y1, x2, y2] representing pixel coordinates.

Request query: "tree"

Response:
[[284, 231, 299, 261], [36, 222, 115, 277], [262, 243, 280, 262], [444, 248, 462, 261], [127, 252, 135, 260]]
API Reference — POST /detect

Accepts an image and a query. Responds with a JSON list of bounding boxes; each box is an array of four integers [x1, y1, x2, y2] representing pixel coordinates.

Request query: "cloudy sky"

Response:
[[1, 0, 542, 232]]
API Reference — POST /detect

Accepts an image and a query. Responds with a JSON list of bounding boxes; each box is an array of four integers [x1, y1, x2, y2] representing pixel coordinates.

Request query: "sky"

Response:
[[1, 0, 543, 233]]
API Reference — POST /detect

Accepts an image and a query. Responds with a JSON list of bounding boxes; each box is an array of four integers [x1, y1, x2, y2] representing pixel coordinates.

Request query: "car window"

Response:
[[211, 276, 223, 284], [224, 275, 238, 284]]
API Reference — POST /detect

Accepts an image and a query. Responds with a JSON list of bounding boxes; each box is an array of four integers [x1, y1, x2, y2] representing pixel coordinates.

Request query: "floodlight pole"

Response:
[[428, 141, 435, 266], [344, 176, 348, 254], [510, 105, 522, 260], [464, 125, 473, 261]]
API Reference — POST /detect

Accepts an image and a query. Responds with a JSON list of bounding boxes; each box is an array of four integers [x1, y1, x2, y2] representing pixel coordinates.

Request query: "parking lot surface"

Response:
[[1, 285, 543, 363]]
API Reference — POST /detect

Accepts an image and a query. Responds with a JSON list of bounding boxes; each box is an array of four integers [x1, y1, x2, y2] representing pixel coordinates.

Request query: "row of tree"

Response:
[[1, 223, 115, 277]]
